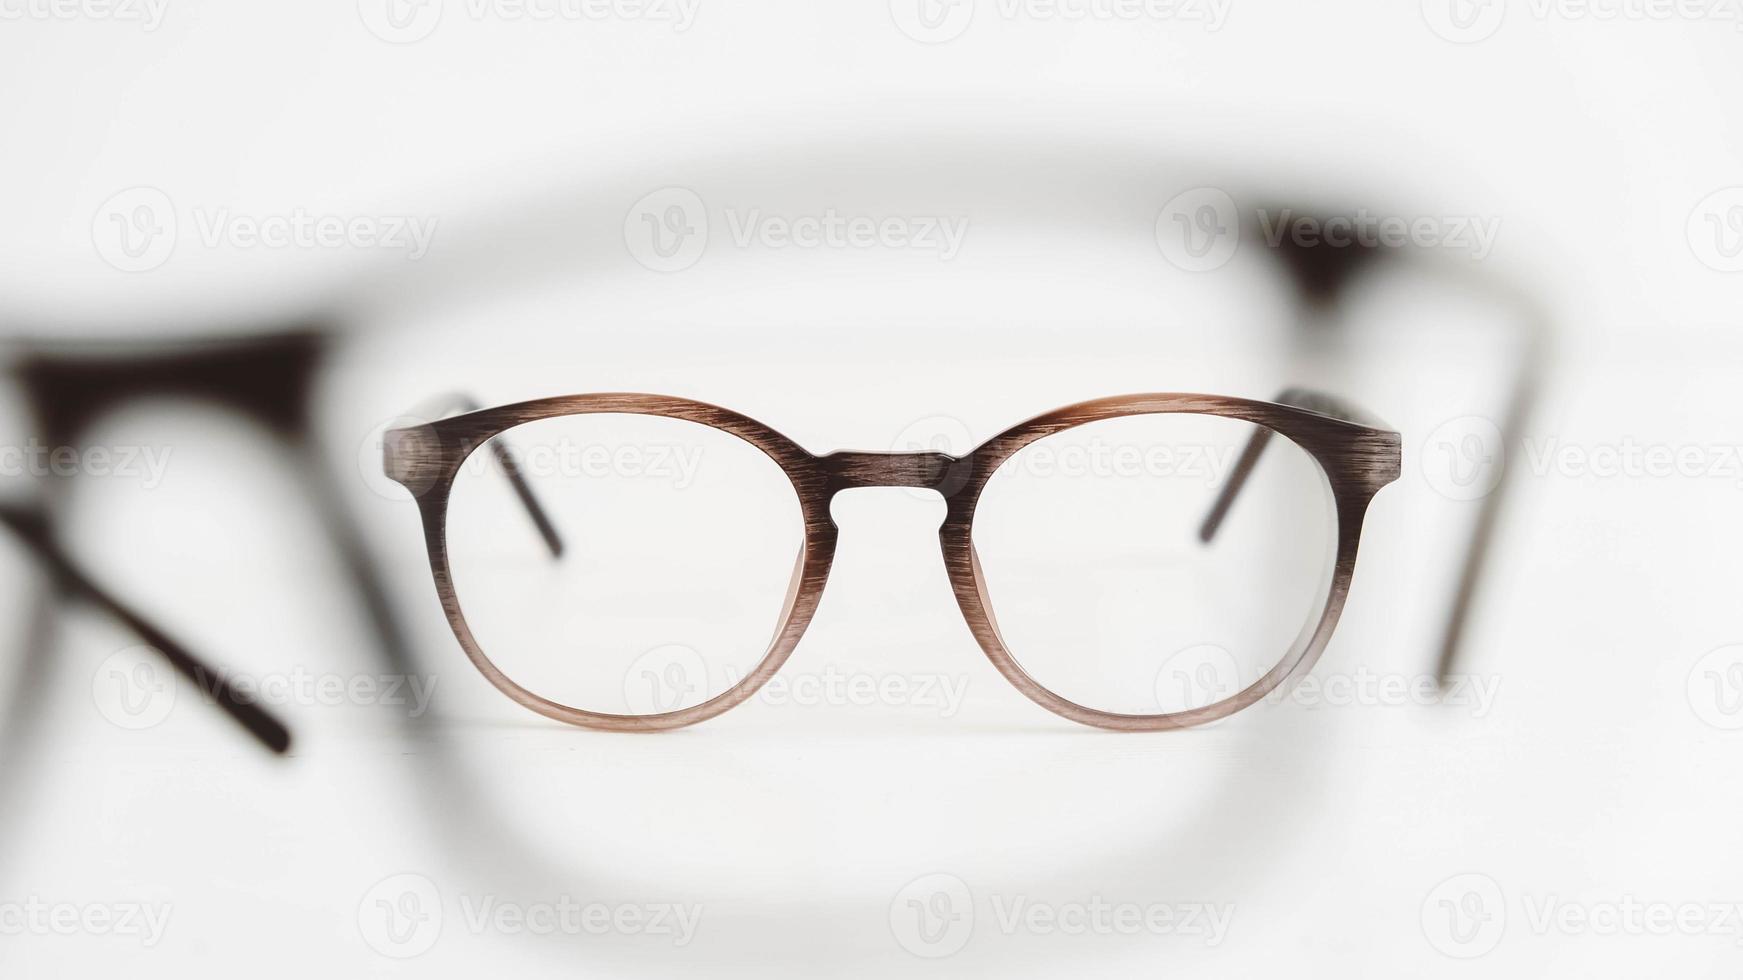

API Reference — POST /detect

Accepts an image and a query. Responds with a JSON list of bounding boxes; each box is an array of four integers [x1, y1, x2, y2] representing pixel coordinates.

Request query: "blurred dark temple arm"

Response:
[[1211, 215, 1546, 684], [3, 327, 422, 745], [7, 328, 423, 686], [396, 392, 564, 559], [0, 504, 291, 753]]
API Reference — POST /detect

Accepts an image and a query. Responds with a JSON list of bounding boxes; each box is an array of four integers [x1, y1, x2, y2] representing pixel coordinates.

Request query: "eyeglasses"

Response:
[[384, 389, 1399, 732], [0, 202, 1525, 757]]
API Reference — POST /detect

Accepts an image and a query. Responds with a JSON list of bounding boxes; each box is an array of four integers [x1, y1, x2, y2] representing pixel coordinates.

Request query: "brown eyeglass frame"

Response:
[[384, 391, 1401, 733]]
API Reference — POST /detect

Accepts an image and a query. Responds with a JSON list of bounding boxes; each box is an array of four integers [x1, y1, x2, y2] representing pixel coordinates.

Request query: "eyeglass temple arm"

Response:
[[401, 393, 564, 559], [1197, 387, 1391, 545], [0, 504, 292, 754]]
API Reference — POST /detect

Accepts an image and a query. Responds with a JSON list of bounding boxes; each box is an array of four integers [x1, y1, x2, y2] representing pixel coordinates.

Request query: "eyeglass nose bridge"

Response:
[[818, 450, 971, 497]]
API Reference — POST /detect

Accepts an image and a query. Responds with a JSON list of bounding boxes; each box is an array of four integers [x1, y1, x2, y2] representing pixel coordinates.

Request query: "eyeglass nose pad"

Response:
[[967, 541, 1012, 650], [773, 548, 807, 632]]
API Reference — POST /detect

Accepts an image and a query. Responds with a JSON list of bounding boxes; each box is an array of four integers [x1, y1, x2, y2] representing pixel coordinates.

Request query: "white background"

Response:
[[0, 0, 1740, 976]]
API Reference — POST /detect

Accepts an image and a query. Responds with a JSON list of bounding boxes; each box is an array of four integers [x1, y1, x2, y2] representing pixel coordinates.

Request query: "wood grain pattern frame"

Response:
[[385, 393, 1400, 732]]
